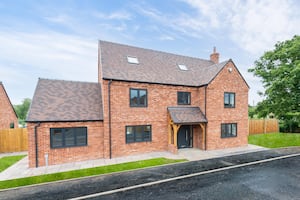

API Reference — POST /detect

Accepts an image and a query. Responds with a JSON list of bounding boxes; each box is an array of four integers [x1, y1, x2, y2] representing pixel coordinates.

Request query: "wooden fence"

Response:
[[249, 119, 279, 135], [0, 128, 28, 153]]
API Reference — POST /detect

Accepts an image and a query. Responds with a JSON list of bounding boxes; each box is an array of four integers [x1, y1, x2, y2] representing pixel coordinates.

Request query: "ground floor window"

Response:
[[126, 125, 152, 143], [221, 123, 237, 138], [50, 127, 87, 148]]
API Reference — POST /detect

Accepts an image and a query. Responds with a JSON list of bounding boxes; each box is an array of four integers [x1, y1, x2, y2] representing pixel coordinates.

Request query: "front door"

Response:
[[177, 125, 192, 148]]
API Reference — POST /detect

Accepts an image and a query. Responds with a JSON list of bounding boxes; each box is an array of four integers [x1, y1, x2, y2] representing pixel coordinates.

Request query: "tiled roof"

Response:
[[26, 79, 103, 122], [99, 41, 228, 86], [168, 107, 207, 124]]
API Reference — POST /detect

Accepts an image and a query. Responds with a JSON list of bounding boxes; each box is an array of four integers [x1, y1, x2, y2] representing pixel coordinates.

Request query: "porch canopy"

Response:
[[167, 107, 207, 149]]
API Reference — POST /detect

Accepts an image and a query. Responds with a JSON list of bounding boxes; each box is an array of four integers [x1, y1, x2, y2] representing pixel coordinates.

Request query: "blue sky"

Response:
[[1, 0, 299, 105]]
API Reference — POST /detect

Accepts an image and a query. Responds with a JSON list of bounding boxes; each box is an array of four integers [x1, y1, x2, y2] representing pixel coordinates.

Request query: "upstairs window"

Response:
[[130, 88, 147, 107], [221, 123, 237, 138], [177, 91, 191, 105], [224, 92, 235, 108]]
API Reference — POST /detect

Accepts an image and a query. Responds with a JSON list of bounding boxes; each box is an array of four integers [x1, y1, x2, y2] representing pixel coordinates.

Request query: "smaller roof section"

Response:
[[168, 107, 207, 124], [27, 78, 103, 122]]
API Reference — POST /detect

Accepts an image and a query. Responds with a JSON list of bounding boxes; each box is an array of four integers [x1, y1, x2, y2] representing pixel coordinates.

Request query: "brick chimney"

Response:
[[210, 47, 219, 64]]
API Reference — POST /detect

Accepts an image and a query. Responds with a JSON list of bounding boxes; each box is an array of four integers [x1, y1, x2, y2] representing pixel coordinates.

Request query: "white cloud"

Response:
[[229, 0, 300, 55], [133, 4, 206, 38], [0, 31, 98, 104], [181, 0, 300, 55], [181, 0, 223, 28], [44, 14, 71, 24], [159, 35, 175, 41], [93, 10, 132, 20]]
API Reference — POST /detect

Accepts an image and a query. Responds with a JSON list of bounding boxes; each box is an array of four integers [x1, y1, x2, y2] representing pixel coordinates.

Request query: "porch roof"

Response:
[[168, 107, 207, 124]]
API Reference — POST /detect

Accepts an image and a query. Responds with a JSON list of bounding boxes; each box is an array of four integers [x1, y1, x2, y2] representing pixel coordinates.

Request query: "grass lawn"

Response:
[[0, 155, 26, 173], [249, 132, 300, 148], [0, 157, 186, 190]]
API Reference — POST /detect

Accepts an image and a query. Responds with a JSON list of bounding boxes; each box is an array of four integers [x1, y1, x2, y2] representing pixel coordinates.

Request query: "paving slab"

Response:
[[0, 144, 266, 181]]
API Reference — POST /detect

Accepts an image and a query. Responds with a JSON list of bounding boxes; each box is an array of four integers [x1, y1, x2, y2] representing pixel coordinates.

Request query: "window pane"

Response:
[[143, 126, 151, 141], [224, 93, 229, 106], [130, 89, 138, 106], [178, 92, 190, 105], [51, 129, 63, 148], [139, 90, 147, 106], [230, 94, 235, 107], [135, 126, 144, 142], [65, 128, 75, 146], [76, 127, 87, 146], [126, 126, 134, 143], [231, 124, 237, 136]]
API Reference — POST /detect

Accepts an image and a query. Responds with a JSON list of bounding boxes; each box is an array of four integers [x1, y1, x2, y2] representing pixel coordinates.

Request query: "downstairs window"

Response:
[[126, 125, 152, 143], [221, 123, 237, 138], [50, 127, 87, 148]]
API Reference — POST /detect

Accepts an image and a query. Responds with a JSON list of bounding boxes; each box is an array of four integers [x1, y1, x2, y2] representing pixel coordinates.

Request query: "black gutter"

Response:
[[26, 119, 103, 123], [108, 80, 112, 159], [102, 78, 203, 88], [204, 123, 207, 150], [204, 86, 207, 115], [34, 122, 41, 168]]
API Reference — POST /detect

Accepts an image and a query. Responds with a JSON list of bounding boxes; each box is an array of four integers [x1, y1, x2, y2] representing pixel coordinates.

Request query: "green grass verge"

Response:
[[248, 132, 300, 148], [0, 157, 186, 190], [0, 155, 26, 173]]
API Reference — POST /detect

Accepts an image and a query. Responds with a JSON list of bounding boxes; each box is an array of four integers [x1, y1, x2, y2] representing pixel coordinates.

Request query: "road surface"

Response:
[[0, 147, 299, 200]]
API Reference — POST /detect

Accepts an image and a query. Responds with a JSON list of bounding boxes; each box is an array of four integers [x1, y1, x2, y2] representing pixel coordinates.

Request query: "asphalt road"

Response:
[[1, 147, 300, 200], [96, 154, 300, 200]]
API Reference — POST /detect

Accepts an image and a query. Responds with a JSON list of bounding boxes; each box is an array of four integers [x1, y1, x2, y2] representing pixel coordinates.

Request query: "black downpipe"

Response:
[[34, 122, 41, 168], [204, 86, 207, 115], [204, 86, 207, 150], [108, 80, 112, 159]]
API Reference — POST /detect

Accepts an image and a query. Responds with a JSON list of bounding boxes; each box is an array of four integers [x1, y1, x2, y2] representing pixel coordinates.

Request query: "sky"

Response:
[[0, 0, 299, 105]]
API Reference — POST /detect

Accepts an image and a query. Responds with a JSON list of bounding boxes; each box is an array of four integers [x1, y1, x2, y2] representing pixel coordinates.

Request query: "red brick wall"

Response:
[[206, 61, 249, 150], [101, 80, 205, 158], [101, 61, 248, 156], [0, 84, 18, 129], [27, 121, 104, 167], [193, 126, 204, 149]]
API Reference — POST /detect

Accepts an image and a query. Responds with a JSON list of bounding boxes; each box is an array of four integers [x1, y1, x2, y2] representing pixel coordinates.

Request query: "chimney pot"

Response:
[[210, 47, 219, 64]]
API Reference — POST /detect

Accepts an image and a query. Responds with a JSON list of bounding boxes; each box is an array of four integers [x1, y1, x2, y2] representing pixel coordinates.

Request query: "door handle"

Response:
[[186, 131, 188, 141]]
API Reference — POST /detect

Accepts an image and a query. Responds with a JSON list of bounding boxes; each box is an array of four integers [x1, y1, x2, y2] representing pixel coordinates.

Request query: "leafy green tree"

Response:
[[14, 98, 31, 120], [248, 105, 256, 118], [248, 35, 300, 132]]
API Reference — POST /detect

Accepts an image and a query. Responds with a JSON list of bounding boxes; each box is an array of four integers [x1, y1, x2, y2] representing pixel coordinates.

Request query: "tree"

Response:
[[248, 35, 300, 132], [14, 98, 31, 120], [248, 105, 256, 118]]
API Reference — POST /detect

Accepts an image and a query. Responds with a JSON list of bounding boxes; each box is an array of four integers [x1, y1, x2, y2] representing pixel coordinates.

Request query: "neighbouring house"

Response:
[[0, 82, 18, 129], [26, 41, 249, 167]]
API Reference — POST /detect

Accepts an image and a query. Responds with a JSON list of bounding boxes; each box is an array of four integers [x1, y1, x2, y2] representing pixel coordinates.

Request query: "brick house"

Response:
[[0, 81, 18, 129], [26, 41, 249, 167]]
